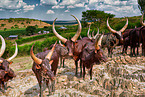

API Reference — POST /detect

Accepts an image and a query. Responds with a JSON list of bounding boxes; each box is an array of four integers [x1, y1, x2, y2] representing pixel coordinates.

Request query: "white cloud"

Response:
[[52, 5, 65, 9], [65, 10, 70, 12], [0, 0, 27, 9], [23, 5, 35, 12], [36, 4, 38, 6], [40, 0, 57, 5], [46, 10, 55, 14], [75, 3, 84, 7], [67, 5, 75, 8]]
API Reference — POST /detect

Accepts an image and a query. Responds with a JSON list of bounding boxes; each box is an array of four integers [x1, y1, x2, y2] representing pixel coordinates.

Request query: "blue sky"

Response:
[[0, 0, 142, 21]]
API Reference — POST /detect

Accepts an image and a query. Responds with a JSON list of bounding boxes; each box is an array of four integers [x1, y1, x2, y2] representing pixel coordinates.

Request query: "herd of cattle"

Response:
[[0, 14, 145, 96]]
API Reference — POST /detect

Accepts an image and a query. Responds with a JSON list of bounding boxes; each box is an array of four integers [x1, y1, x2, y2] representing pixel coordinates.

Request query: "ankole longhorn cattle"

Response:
[[31, 41, 59, 96], [0, 35, 18, 92], [103, 17, 128, 57], [81, 35, 107, 80], [139, 13, 145, 56], [49, 40, 69, 68], [53, 15, 84, 76]]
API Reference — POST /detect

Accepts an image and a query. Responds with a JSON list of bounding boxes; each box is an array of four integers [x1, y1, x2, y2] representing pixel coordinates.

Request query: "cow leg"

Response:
[[80, 59, 82, 78], [130, 47, 133, 56], [89, 67, 93, 80], [107, 48, 111, 57], [133, 47, 136, 56], [32, 65, 43, 97], [46, 79, 52, 95], [52, 80, 55, 92], [62, 58, 65, 68], [59, 57, 62, 68], [75, 60, 78, 76], [83, 65, 86, 80], [1, 81, 5, 92]]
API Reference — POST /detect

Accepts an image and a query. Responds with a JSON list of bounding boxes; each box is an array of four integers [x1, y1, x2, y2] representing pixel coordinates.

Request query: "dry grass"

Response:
[[0, 19, 51, 30], [10, 56, 33, 72]]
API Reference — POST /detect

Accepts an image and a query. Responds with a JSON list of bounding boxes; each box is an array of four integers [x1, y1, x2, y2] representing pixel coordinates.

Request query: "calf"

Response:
[[81, 35, 107, 80], [31, 41, 59, 96]]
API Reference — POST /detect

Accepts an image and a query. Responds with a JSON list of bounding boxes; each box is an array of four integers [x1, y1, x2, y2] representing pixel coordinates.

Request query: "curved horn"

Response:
[[95, 35, 103, 50], [71, 15, 82, 42], [141, 13, 145, 26], [53, 18, 67, 43], [98, 34, 103, 46], [120, 18, 128, 32], [107, 17, 117, 33], [45, 41, 57, 60], [93, 27, 100, 39], [87, 24, 92, 39], [0, 35, 6, 57], [30, 43, 42, 65], [7, 42, 18, 62], [0, 60, 3, 63], [59, 40, 64, 47]]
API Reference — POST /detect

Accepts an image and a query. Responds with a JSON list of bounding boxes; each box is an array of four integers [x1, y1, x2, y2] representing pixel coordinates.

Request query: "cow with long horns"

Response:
[[139, 14, 145, 56], [0, 35, 18, 92], [31, 41, 59, 96], [53, 15, 83, 76], [104, 17, 128, 57], [81, 35, 107, 80]]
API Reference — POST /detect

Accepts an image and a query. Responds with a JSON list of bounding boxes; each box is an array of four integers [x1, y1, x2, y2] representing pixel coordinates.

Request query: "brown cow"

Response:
[[0, 35, 17, 92], [31, 41, 59, 96], [53, 15, 83, 76], [81, 35, 107, 80]]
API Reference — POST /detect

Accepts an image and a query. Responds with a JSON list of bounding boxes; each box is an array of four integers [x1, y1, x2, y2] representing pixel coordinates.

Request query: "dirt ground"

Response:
[[0, 46, 145, 97]]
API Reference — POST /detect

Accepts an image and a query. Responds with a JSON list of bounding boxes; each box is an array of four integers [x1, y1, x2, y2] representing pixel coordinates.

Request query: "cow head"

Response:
[[94, 34, 107, 63], [30, 41, 57, 81], [107, 17, 128, 44], [0, 35, 18, 72], [141, 13, 145, 26], [53, 15, 82, 57]]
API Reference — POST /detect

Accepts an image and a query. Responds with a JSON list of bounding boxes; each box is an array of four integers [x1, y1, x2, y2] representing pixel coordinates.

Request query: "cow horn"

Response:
[[0, 59, 3, 63], [71, 15, 82, 42], [95, 35, 103, 50], [93, 27, 100, 39], [0, 35, 6, 57], [7, 42, 18, 62], [120, 18, 128, 32], [53, 18, 67, 43], [30, 43, 42, 65], [59, 40, 64, 47], [107, 17, 117, 33], [87, 24, 92, 39], [141, 13, 145, 26], [45, 41, 57, 60]]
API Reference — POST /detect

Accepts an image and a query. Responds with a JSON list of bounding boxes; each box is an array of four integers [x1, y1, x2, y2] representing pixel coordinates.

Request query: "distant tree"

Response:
[[14, 24, 19, 28], [4, 28, 7, 31], [8, 18, 13, 23], [11, 26, 14, 29], [82, 10, 115, 26], [35, 24, 38, 28], [1, 24, 6, 27], [26, 26, 36, 35], [138, 0, 145, 14]]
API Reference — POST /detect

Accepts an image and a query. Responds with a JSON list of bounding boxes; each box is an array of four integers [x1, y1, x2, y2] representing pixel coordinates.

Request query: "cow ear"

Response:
[[63, 45, 65, 47], [9, 61, 13, 64], [95, 49, 99, 53], [36, 65, 41, 69], [75, 42, 78, 45], [49, 60, 54, 65]]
